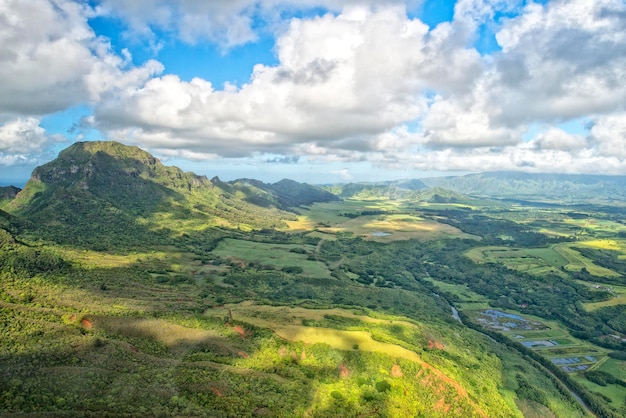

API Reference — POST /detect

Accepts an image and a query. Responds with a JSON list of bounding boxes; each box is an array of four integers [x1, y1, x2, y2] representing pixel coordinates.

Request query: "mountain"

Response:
[[421, 171, 626, 203], [4, 141, 331, 249], [324, 178, 428, 199], [228, 178, 339, 209], [0, 185, 20, 206]]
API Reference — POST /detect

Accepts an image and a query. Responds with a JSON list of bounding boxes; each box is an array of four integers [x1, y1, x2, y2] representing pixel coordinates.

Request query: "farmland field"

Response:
[[212, 238, 331, 278], [583, 282, 626, 310], [554, 243, 621, 277], [465, 243, 623, 278], [205, 303, 424, 362], [284, 200, 477, 241]]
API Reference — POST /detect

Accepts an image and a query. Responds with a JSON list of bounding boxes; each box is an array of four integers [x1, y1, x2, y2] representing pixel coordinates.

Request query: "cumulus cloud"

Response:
[[492, 0, 626, 125], [1, 0, 625, 176], [93, 6, 483, 156], [0, 0, 162, 118], [532, 128, 588, 151], [92, 0, 422, 47], [0, 118, 62, 165], [86, 0, 626, 176], [590, 113, 626, 159]]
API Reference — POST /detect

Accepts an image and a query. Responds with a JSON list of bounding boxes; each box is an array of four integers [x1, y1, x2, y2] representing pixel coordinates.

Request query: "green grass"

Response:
[[465, 246, 567, 274], [573, 375, 626, 408], [584, 283, 626, 311], [3, 191, 623, 417], [212, 238, 331, 278], [466, 243, 623, 279], [554, 243, 622, 277]]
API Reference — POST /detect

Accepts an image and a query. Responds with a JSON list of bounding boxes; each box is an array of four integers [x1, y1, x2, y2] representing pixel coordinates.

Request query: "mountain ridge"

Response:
[[422, 171, 626, 203], [4, 141, 334, 249]]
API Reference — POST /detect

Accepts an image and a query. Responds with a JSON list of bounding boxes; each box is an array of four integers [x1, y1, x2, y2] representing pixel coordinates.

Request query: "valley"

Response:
[[1, 142, 625, 417]]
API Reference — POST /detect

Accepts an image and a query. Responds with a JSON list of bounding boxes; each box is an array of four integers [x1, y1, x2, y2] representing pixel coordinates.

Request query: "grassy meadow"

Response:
[[284, 200, 477, 242]]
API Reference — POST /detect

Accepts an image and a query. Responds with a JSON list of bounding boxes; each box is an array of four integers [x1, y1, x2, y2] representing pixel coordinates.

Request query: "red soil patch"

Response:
[[210, 386, 223, 397], [427, 340, 445, 350], [391, 364, 403, 378], [231, 325, 247, 338], [434, 397, 451, 414], [420, 364, 467, 397], [338, 363, 349, 378], [416, 364, 488, 418], [81, 318, 93, 328]]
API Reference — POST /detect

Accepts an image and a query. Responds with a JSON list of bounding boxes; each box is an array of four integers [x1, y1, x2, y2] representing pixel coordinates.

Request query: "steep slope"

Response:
[[422, 172, 626, 203], [4, 141, 293, 248]]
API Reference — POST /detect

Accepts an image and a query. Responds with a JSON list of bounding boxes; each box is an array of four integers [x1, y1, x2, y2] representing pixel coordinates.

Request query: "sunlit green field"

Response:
[[284, 200, 477, 241], [466, 243, 623, 278], [583, 283, 626, 310], [3, 191, 625, 417], [205, 302, 423, 362], [554, 243, 622, 277], [212, 238, 331, 278]]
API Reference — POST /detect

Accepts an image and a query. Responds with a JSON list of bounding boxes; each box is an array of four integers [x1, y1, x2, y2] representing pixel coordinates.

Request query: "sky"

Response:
[[0, 0, 625, 186]]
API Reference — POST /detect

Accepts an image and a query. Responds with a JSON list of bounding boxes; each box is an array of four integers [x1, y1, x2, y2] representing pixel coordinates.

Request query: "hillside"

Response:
[[421, 172, 626, 203]]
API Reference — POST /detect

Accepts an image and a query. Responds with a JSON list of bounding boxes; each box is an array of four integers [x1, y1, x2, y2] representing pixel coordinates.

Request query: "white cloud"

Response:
[[590, 113, 626, 159], [492, 0, 626, 125], [93, 0, 422, 48], [531, 128, 588, 152], [411, 0, 626, 154], [88, 0, 626, 176], [93, 6, 483, 156], [0, 0, 162, 118], [1, 0, 625, 176], [0, 118, 49, 154], [0, 118, 62, 165]]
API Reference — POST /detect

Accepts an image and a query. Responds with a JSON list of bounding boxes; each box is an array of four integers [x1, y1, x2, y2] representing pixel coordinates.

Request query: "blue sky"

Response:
[[1, 0, 625, 186]]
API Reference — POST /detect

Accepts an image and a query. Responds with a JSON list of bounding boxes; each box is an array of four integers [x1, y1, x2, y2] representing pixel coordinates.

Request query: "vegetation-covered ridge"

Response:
[[422, 171, 626, 203], [2, 141, 335, 250]]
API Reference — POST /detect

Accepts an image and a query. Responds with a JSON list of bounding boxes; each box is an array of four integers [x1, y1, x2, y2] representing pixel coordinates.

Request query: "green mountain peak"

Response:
[[30, 140, 211, 192]]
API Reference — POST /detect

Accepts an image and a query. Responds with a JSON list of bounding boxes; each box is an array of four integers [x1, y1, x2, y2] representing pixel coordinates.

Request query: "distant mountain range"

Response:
[[421, 171, 626, 203]]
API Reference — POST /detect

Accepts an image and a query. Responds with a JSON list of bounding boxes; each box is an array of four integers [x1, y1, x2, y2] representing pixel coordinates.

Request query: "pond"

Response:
[[550, 356, 599, 373], [370, 232, 391, 237], [475, 309, 548, 331]]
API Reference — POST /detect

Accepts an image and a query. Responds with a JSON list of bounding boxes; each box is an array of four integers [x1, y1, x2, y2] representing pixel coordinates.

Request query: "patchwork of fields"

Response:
[[283, 201, 478, 242]]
